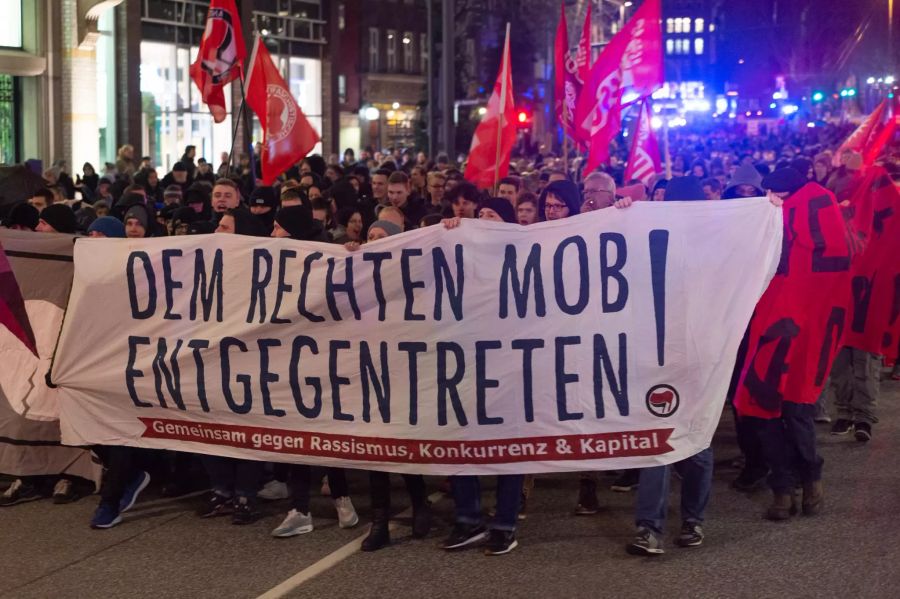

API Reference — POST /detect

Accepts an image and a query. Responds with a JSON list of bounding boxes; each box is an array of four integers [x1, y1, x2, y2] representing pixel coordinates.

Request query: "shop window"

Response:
[[0, 75, 17, 163], [694, 38, 704, 54], [694, 18, 704, 33]]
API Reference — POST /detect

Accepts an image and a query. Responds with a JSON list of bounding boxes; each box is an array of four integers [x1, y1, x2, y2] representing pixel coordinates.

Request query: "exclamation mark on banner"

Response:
[[649, 230, 669, 367]]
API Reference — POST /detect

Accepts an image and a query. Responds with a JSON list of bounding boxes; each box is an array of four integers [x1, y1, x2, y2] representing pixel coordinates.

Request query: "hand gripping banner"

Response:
[[51, 200, 781, 475]]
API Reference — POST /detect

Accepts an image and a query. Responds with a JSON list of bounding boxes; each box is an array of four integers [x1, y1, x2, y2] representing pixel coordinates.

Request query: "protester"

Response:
[[36, 205, 77, 234], [516, 193, 539, 225], [87, 216, 126, 238]]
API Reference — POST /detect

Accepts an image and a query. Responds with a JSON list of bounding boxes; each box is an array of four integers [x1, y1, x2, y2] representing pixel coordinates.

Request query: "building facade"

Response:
[[329, 0, 429, 154]]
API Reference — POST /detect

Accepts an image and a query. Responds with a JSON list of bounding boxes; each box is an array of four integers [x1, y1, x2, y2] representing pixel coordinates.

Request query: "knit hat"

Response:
[[762, 167, 807, 196], [725, 163, 764, 196], [5, 202, 39, 230], [87, 216, 126, 238], [124, 204, 150, 232], [39, 204, 77, 234], [479, 197, 517, 223], [664, 176, 706, 201], [249, 186, 280, 208], [789, 158, 813, 179], [368, 219, 402, 237], [274, 205, 326, 240]]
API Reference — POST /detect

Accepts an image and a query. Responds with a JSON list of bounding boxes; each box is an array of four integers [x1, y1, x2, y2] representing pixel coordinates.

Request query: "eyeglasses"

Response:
[[545, 202, 568, 211]]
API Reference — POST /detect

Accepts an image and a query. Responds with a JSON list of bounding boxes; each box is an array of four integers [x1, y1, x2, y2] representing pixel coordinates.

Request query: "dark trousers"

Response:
[[289, 465, 349, 513], [452, 475, 524, 532], [94, 446, 142, 506], [201, 456, 263, 499], [369, 471, 426, 511], [754, 402, 823, 494], [732, 403, 768, 476]]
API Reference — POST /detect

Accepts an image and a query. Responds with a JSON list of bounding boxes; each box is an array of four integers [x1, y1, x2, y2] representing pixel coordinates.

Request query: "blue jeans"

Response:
[[634, 448, 713, 535], [451, 475, 524, 532]]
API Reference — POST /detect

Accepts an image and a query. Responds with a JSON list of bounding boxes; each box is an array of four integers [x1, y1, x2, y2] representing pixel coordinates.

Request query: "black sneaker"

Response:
[[484, 529, 518, 556], [626, 527, 664, 556], [854, 421, 872, 442], [574, 478, 599, 515], [830, 419, 854, 435], [730, 468, 768, 492], [611, 470, 640, 492], [440, 523, 488, 550], [231, 496, 257, 525], [0, 479, 43, 507], [196, 492, 234, 518], [674, 521, 704, 547]]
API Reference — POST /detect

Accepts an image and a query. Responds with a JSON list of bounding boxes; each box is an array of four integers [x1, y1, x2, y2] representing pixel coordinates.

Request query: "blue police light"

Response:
[[812, 91, 824, 102]]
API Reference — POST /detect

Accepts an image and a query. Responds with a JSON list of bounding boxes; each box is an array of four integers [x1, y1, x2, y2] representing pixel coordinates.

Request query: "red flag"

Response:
[[245, 37, 321, 186], [189, 0, 246, 123], [555, 4, 591, 142], [0, 242, 37, 356], [842, 166, 900, 359], [464, 24, 516, 190], [863, 112, 898, 166], [832, 101, 886, 166], [734, 183, 853, 419], [623, 100, 661, 186], [575, 0, 662, 173]]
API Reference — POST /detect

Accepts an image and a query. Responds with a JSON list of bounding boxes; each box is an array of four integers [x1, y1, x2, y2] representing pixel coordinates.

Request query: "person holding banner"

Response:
[[338, 223, 432, 552], [196, 208, 269, 524], [267, 206, 360, 537]]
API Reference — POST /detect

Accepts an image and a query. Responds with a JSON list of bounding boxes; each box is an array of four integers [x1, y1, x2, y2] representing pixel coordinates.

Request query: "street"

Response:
[[2, 378, 898, 599]]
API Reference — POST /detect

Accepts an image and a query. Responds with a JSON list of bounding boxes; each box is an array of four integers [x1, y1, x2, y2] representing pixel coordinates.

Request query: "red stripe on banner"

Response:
[[139, 418, 674, 464]]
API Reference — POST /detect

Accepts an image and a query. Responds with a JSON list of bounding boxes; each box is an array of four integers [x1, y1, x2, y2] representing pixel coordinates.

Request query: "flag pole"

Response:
[[229, 35, 260, 177], [493, 22, 511, 195]]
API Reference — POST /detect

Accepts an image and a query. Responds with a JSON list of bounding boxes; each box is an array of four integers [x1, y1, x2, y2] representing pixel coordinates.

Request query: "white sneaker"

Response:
[[334, 496, 359, 529], [271, 509, 313, 537], [258, 480, 290, 501]]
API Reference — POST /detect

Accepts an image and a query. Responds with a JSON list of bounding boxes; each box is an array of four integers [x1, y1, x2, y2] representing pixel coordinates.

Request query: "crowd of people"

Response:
[[1, 118, 898, 557]]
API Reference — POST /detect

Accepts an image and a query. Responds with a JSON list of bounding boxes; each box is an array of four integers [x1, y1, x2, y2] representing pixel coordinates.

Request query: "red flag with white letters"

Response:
[[464, 24, 516, 190], [245, 37, 321, 186], [574, 0, 662, 173], [623, 100, 661, 186], [555, 4, 591, 143], [189, 0, 246, 123]]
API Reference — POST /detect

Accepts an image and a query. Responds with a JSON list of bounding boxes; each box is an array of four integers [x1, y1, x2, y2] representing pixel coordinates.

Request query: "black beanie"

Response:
[[249, 186, 280, 208], [6, 202, 40, 230], [275, 205, 326, 241], [664, 176, 706, 201], [762, 167, 807, 196], [40, 204, 77, 233], [479, 197, 517, 223]]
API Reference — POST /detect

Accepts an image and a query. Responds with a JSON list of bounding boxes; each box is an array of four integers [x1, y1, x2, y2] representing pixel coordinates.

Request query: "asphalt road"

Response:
[[3, 378, 898, 599]]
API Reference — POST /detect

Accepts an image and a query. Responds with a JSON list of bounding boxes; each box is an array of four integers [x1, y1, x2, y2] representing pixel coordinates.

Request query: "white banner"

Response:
[[52, 200, 782, 474]]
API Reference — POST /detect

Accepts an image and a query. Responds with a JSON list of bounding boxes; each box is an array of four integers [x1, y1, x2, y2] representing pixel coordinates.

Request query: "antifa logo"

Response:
[[645, 384, 679, 417], [200, 8, 239, 84], [266, 85, 297, 142]]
